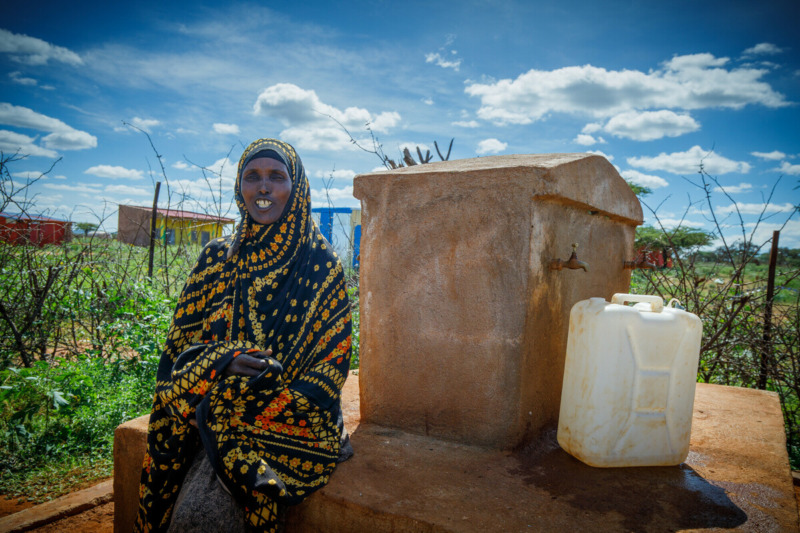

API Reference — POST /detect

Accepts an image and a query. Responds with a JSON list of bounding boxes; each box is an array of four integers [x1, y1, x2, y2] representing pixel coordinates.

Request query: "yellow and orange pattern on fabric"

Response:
[[135, 139, 352, 533]]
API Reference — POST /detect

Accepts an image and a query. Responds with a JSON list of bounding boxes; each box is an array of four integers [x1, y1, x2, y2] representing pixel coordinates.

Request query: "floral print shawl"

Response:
[[135, 139, 352, 532]]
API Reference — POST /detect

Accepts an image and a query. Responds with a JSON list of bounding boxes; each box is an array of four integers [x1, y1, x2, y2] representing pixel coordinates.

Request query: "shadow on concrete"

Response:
[[510, 429, 747, 532]]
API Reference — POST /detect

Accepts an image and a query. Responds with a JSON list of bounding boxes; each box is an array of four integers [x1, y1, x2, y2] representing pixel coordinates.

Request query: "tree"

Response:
[[635, 225, 713, 264], [625, 180, 652, 198], [75, 221, 99, 237]]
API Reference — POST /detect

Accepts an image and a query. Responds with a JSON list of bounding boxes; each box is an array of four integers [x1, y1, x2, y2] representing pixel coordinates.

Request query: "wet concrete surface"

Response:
[[109, 376, 798, 532], [510, 429, 748, 531], [287, 380, 798, 532]]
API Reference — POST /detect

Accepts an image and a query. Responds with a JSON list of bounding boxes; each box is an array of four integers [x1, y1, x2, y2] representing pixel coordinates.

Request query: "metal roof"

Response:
[[122, 205, 235, 223], [0, 212, 70, 223]]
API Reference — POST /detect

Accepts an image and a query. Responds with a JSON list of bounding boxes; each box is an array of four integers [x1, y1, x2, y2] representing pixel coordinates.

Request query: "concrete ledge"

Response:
[[113, 412, 149, 533], [0, 479, 112, 533], [113, 378, 799, 532], [112, 376, 362, 533], [288, 382, 799, 532]]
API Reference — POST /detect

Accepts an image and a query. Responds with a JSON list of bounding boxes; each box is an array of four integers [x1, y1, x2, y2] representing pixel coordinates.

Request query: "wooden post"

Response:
[[757, 230, 779, 390], [147, 182, 161, 278]]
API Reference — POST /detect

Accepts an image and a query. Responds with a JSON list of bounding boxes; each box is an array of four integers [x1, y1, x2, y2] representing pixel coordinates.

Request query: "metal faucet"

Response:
[[550, 243, 589, 272], [623, 257, 656, 270]]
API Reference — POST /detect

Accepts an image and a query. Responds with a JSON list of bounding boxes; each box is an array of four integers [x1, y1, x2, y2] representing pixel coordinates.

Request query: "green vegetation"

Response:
[[0, 238, 178, 501], [631, 169, 800, 469], [630, 258, 800, 468], [0, 354, 160, 501], [0, 150, 797, 505], [635, 225, 714, 258], [347, 283, 360, 370]]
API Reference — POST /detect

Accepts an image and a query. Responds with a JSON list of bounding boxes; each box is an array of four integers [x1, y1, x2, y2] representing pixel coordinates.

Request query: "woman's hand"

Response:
[[224, 349, 274, 378]]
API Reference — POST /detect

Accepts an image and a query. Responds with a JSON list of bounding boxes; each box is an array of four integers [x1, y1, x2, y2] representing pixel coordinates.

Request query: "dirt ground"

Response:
[[0, 476, 113, 518], [32, 502, 114, 533], [2, 477, 799, 531], [0, 496, 35, 518], [1, 476, 114, 532]]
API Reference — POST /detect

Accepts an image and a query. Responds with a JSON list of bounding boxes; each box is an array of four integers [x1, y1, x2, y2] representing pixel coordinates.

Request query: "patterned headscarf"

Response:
[[226, 140, 301, 260], [136, 139, 352, 532]]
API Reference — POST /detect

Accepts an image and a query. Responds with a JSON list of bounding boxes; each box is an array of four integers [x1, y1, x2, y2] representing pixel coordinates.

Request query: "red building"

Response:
[[635, 248, 673, 268], [0, 212, 73, 246]]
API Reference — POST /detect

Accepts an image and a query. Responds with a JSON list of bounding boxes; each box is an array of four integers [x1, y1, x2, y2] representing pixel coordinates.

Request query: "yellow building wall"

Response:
[[157, 217, 231, 245]]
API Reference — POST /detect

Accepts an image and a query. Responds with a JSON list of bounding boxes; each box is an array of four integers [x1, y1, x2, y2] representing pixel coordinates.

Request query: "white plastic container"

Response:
[[557, 293, 703, 467]]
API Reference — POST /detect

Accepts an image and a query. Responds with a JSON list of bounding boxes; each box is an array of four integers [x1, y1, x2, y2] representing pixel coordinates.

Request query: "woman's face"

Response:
[[240, 157, 292, 225]]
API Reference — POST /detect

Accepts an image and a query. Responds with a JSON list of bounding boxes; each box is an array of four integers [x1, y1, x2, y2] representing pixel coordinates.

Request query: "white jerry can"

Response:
[[557, 293, 703, 467]]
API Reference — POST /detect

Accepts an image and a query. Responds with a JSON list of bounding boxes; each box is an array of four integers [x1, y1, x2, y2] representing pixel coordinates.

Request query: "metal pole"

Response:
[[757, 230, 779, 390], [147, 182, 161, 278]]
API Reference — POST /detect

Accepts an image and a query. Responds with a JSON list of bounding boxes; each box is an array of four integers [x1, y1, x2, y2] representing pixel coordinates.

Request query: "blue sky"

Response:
[[1, 0, 799, 248]]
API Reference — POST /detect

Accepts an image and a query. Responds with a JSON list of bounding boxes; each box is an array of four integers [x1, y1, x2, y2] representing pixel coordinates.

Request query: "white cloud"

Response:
[[277, 126, 353, 152], [776, 161, 800, 175], [712, 182, 753, 194], [627, 146, 751, 175], [0, 29, 83, 66], [253, 83, 400, 151], [310, 185, 359, 207], [751, 150, 786, 161], [213, 123, 240, 135], [10, 171, 66, 183], [314, 169, 357, 182], [399, 142, 431, 153], [652, 218, 707, 229], [163, 179, 223, 201], [743, 220, 800, 249], [582, 123, 602, 134], [476, 138, 507, 155], [42, 130, 98, 150], [85, 165, 145, 180], [12, 171, 45, 180], [0, 130, 58, 158], [620, 169, 669, 189], [0, 103, 97, 152], [465, 53, 787, 125], [425, 52, 461, 71], [201, 157, 237, 188], [0, 103, 71, 132], [422, 98, 434, 105], [601, 110, 700, 141], [172, 161, 192, 170], [574, 133, 605, 146], [43, 182, 103, 194], [105, 184, 152, 196], [742, 43, 783, 57], [9, 71, 37, 86], [663, 53, 729, 70], [586, 150, 614, 161], [452, 120, 479, 128], [130, 117, 160, 133], [715, 202, 796, 215], [370, 112, 401, 132]]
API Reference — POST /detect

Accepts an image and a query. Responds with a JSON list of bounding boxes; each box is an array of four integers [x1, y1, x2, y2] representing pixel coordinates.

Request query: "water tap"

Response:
[[550, 243, 589, 272]]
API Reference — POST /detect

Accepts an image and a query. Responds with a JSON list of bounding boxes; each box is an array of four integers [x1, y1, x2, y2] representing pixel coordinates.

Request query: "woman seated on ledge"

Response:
[[135, 138, 353, 533]]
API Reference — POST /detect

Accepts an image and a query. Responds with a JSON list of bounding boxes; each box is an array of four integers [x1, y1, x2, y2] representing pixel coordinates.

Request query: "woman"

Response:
[[135, 139, 353, 533]]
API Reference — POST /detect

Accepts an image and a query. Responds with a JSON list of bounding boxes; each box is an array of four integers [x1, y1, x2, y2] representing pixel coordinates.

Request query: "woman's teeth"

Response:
[[256, 199, 272, 208]]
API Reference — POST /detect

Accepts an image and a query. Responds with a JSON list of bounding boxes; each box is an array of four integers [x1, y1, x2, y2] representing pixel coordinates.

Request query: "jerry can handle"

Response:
[[611, 293, 664, 313]]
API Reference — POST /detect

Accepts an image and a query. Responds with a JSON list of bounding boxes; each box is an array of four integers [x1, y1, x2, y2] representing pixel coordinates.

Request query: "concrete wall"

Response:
[[117, 205, 151, 247], [353, 153, 643, 449], [113, 414, 149, 533]]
